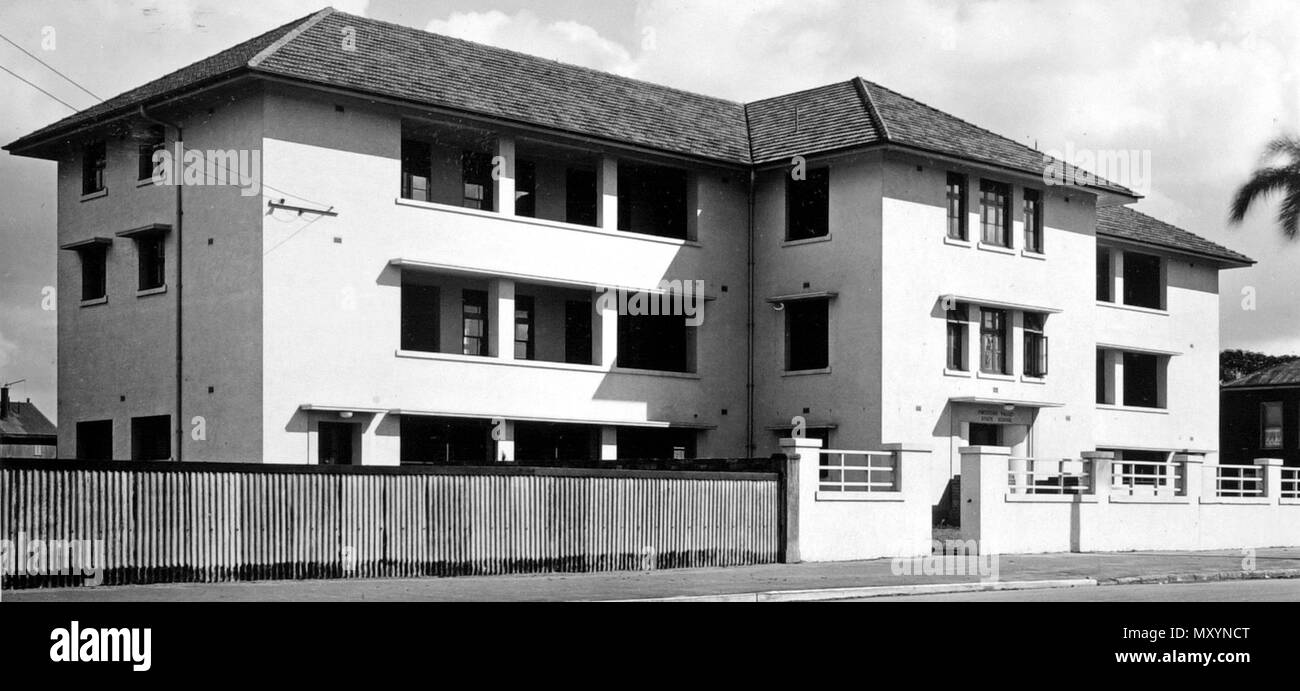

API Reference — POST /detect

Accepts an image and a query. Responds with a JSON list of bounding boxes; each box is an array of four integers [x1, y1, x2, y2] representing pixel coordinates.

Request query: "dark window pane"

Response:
[[946, 173, 967, 240], [786, 298, 829, 371], [462, 151, 495, 211], [787, 167, 830, 241], [618, 162, 688, 239], [565, 299, 593, 364], [462, 289, 488, 356], [979, 308, 1007, 374], [1097, 248, 1112, 302], [80, 246, 107, 301], [401, 282, 440, 352], [615, 427, 697, 461], [566, 168, 598, 226], [400, 415, 491, 465], [400, 139, 432, 202], [979, 180, 1010, 246], [130, 415, 171, 461], [1123, 251, 1163, 309], [138, 126, 165, 181], [514, 295, 535, 360], [946, 302, 967, 371], [1123, 352, 1161, 408], [1023, 188, 1042, 252], [137, 235, 165, 290], [618, 311, 690, 372], [83, 141, 106, 195], [515, 159, 536, 218], [1096, 350, 1108, 404], [75, 420, 113, 460]]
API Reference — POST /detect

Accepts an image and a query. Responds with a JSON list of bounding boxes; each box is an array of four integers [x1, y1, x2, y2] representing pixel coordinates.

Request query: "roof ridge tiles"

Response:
[[249, 6, 337, 68]]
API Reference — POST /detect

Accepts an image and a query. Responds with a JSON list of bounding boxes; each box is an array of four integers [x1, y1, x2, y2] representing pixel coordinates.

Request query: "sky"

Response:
[[1, 0, 1298, 421]]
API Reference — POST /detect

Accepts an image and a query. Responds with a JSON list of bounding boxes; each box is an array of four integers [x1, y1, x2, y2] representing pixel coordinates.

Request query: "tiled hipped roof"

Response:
[[1096, 206, 1253, 266], [4, 7, 1253, 265]]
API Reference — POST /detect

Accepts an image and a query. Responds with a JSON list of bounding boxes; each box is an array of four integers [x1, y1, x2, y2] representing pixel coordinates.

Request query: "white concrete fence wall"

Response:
[[962, 446, 1300, 554], [779, 437, 932, 562]]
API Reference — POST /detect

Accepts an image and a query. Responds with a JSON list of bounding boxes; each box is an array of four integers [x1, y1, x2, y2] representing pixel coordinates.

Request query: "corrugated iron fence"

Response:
[[1, 460, 780, 588]]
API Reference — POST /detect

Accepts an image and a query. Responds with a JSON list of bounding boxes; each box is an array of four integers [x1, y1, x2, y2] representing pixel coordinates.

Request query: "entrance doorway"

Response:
[[318, 422, 357, 465], [968, 423, 1002, 447]]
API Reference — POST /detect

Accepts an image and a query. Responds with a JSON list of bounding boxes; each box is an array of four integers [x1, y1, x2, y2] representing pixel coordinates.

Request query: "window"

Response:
[[75, 420, 113, 460], [1096, 350, 1109, 404], [979, 308, 1008, 374], [616, 427, 697, 461], [1096, 248, 1112, 302], [946, 173, 968, 240], [135, 234, 165, 291], [82, 140, 106, 195], [785, 298, 829, 371], [979, 180, 1010, 247], [515, 422, 598, 463], [618, 313, 691, 372], [565, 168, 597, 226], [138, 126, 164, 181], [1262, 402, 1283, 449], [401, 280, 440, 352], [401, 139, 432, 202], [1023, 188, 1043, 252], [462, 151, 494, 211], [1023, 313, 1048, 377], [318, 422, 356, 465], [514, 295, 535, 360], [78, 245, 107, 301], [462, 289, 488, 356], [618, 162, 688, 239], [1123, 251, 1163, 309], [946, 302, 968, 371], [400, 415, 491, 465], [786, 167, 829, 241], [1122, 352, 1163, 408], [515, 159, 537, 218], [130, 415, 171, 461], [565, 299, 593, 364]]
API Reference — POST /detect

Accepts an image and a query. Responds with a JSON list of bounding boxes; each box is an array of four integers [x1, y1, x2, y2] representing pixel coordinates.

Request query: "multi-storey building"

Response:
[[4, 8, 1252, 518]]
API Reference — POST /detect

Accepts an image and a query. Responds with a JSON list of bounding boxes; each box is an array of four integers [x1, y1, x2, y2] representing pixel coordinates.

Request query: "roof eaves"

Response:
[[1096, 231, 1255, 267]]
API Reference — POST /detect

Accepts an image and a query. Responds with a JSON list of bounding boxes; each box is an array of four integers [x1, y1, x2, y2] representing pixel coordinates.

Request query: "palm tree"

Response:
[[1230, 134, 1300, 238]]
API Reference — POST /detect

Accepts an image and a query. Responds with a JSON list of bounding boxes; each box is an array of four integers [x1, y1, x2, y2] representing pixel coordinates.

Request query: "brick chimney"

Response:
[[1, 385, 9, 420]]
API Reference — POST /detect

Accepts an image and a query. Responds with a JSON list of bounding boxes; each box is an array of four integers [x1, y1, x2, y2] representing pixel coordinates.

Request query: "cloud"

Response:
[[427, 10, 635, 76]]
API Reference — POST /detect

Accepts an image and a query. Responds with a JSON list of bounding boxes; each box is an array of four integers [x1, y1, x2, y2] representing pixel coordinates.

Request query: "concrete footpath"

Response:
[[5, 548, 1300, 602]]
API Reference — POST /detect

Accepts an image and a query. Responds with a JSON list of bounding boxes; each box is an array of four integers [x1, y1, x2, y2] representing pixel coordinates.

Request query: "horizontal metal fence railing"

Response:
[[0, 459, 780, 588], [1283, 468, 1300, 500], [1008, 458, 1091, 495], [1214, 464, 1266, 498], [816, 450, 897, 493], [1110, 460, 1184, 497]]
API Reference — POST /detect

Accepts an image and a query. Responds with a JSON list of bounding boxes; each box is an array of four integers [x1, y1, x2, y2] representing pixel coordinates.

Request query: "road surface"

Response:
[[849, 579, 1300, 602]]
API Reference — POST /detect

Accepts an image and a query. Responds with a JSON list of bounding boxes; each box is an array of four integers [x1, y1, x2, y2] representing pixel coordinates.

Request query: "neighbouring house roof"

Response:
[[0, 401, 58, 441], [1223, 360, 1300, 389], [1096, 205, 1254, 267]]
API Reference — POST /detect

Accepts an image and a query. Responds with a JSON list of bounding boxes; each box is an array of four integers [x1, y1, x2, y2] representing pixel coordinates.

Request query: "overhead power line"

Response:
[[0, 63, 79, 111], [0, 30, 102, 101]]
